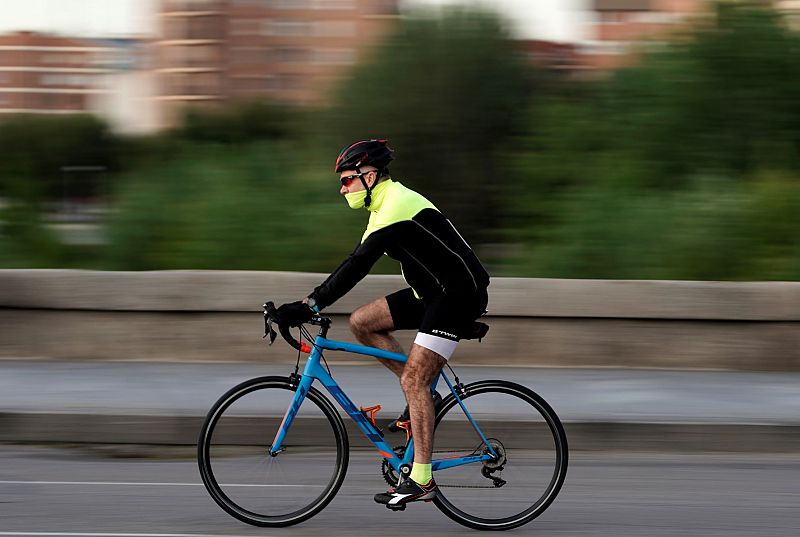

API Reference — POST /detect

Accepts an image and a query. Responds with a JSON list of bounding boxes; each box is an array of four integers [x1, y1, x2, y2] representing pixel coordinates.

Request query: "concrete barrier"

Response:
[[1, 270, 799, 370]]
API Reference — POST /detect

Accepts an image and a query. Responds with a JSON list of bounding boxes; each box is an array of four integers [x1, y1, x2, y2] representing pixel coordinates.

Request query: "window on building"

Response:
[[164, 18, 188, 40], [313, 20, 356, 37], [188, 44, 221, 64], [166, 0, 221, 10], [600, 11, 624, 24], [186, 16, 224, 39], [230, 18, 261, 36], [40, 53, 75, 65], [231, 75, 267, 93], [265, 73, 304, 91], [231, 46, 264, 64], [630, 11, 681, 24], [189, 72, 221, 94], [262, 20, 311, 36], [314, 0, 355, 9], [314, 48, 355, 64], [580, 41, 627, 55], [272, 0, 312, 8], [41, 74, 63, 85], [273, 47, 309, 63]]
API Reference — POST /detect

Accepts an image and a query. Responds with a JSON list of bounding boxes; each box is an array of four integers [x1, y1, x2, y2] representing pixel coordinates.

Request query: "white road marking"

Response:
[[0, 480, 312, 488]]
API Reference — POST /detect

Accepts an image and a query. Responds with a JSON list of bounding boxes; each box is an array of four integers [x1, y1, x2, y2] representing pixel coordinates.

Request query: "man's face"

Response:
[[339, 168, 377, 196]]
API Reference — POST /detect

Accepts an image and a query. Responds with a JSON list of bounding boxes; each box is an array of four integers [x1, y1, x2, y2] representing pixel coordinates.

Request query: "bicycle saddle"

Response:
[[461, 321, 490, 341]]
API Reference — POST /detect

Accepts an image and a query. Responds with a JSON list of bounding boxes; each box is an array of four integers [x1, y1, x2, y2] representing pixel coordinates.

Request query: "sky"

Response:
[[404, 0, 590, 42], [0, 0, 590, 42]]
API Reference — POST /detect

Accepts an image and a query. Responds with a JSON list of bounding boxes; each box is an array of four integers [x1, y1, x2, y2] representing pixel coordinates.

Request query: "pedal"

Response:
[[359, 404, 384, 437], [386, 503, 406, 511]]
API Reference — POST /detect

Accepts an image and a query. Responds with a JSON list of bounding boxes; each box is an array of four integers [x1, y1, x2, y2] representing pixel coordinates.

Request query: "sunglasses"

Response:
[[339, 171, 370, 187]]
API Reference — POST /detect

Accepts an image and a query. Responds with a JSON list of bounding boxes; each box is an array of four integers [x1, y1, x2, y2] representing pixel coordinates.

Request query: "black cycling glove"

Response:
[[276, 301, 313, 327]]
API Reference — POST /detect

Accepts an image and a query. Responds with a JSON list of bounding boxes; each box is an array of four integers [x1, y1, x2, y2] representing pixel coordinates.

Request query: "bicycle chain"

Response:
[[381, 446, 504, 489]]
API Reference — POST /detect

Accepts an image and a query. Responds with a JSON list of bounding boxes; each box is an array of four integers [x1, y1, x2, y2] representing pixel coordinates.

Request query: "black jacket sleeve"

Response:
[[308, 231, 389, 311]]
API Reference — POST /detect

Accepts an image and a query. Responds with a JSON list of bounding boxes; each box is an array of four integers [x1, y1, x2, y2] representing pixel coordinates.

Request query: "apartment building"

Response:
[[156, 0, 399, 127], [0, 31, 114, 114], [777, 0, 800, 28], [584, 0, 704, 70]]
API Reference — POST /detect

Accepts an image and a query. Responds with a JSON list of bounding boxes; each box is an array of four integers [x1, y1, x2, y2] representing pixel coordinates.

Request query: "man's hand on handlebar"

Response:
[[276, 300, 314, 327]]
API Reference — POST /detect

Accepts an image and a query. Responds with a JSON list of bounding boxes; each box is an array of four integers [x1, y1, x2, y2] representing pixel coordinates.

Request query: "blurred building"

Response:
[[0, 31, 159, 132], [88, 39, 161, 134], [518, 39, 587, 77], [583, 0, 705, 70], [0, 31, 111, 114], [156, 0, 399, 127], [777, 0, 800, 28]]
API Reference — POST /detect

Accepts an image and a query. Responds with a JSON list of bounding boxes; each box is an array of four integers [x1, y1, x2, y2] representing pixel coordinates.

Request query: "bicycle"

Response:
[[197, 301, 568, 530]]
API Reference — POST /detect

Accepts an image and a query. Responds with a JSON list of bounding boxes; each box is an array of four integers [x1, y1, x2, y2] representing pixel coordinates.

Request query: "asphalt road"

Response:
[[1, 445, 798, 537]]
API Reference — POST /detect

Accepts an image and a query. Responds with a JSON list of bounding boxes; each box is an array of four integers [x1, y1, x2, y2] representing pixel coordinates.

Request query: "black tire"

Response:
[[198, 376, 348, 527], [431, 380, 568, 530]]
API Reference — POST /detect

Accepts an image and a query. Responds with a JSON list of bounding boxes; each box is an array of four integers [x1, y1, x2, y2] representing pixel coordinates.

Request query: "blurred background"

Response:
[[1, 3, 800, 536], [0, 0, 797, 279]]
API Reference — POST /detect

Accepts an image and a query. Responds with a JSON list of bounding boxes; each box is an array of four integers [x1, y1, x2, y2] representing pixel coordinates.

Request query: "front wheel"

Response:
[[432, 380, 568, 530], [197, 376, 349, 527]]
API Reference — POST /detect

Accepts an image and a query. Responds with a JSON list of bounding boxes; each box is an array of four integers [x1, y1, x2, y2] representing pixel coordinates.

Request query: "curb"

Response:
[[2, 412, 798, 453]]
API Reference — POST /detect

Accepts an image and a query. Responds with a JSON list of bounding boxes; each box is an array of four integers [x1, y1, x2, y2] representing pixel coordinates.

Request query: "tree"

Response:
[[323, 8, 531, 245]]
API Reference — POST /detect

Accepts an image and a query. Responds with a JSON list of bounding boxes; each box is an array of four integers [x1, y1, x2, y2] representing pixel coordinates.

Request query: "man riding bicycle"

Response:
[[276, 139, 490, 508]]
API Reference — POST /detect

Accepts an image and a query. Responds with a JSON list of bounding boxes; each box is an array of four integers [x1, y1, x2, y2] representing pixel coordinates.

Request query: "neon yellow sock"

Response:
[[410, 462, 432, 485]]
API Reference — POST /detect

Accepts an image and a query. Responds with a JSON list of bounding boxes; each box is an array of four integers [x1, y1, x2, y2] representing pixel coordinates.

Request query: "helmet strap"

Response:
[[356, 166, 373, 208]]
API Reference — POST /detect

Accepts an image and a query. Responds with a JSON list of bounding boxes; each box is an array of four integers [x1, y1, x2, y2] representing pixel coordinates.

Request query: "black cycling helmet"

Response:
[[334, 139, 394, 174]]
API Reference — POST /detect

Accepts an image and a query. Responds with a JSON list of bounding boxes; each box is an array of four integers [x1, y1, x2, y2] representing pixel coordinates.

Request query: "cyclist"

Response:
[[276, 139, 490, 508]]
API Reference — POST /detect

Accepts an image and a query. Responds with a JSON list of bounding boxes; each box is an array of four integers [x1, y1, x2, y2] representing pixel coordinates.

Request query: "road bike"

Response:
[[197, 302, 568, 530]]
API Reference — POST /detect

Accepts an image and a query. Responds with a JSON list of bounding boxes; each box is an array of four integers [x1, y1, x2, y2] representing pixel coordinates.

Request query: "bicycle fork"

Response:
[[269, 373, 313, 456]]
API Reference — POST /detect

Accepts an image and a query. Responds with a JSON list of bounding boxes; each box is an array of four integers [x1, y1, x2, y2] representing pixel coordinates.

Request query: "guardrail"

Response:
[[1, 270, 798, 370]]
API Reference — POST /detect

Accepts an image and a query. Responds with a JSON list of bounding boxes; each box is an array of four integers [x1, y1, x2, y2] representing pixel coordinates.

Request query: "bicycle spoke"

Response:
[[432, 381, 568, 530], [198, 378, 348, 527]]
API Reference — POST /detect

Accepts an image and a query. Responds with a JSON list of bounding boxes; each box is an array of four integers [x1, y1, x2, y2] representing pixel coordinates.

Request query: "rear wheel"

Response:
[[432, 380, 568, 530], [198, 376, 348, 527]]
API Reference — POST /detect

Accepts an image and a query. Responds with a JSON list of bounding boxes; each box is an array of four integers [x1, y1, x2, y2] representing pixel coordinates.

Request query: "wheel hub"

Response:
[[481, 438, 507, 470]]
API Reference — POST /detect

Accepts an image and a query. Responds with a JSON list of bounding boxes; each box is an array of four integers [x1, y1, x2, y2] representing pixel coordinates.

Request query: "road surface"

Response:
[[1, 445, 797, 537]]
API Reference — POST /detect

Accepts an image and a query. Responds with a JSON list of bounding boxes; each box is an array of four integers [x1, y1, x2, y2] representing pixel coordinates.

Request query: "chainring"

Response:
[[381, 445, 406, 486]]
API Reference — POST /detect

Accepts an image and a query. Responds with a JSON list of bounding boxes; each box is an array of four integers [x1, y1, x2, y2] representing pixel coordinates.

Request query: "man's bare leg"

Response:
[[349, 297, 405, 378], [400, 344, 446, 468]]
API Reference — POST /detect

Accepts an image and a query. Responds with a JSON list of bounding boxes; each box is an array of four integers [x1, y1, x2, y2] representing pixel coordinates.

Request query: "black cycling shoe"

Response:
[[387, 391, 442, 432], [374, 477, 438, 509]]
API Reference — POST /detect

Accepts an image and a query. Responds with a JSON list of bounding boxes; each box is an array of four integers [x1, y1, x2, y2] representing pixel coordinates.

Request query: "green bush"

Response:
[[503, 2, 800, 281], [0, 114, 117, 202], [174, 100, 299, 144], [102, 142, 369, 271]]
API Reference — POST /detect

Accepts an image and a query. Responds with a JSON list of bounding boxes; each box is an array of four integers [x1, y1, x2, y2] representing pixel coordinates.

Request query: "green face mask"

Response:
[[345, 190, 367, 209]]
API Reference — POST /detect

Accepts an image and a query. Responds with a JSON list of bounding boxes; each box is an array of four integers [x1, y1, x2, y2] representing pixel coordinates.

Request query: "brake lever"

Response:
[[263, 303, 278, 345], [266, 318, 277, 345]]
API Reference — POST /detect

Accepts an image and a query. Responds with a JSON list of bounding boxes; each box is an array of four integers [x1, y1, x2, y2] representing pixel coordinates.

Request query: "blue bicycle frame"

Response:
[[269, 335, 498, 474]]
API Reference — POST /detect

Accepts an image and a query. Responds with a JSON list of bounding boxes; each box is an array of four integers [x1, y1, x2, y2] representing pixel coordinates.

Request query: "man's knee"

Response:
[[349, 298, 393, 337], [349, 307, 368, 336]]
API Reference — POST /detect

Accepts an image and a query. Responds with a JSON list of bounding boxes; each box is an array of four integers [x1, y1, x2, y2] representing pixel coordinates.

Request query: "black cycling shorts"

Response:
[[385, 287, 488, 343]]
